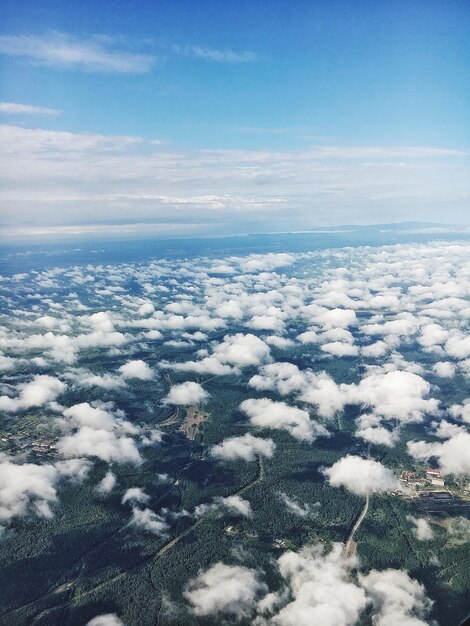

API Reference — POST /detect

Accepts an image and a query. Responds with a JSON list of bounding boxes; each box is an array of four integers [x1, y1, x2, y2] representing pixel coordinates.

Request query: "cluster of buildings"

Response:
[[0, 432, 58, 456], [399, 468, 446, 489]]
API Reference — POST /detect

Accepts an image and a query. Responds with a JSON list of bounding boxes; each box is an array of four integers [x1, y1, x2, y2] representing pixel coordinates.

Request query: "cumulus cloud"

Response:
[[359, 569, 432, 626], [0, 456, 92, 532], [432, 361, 456, 378], [262, 543, 434, 626], [118, 359, 153, 380], [58, 427, 141, 464], [184, 562, 267, 617], [0, 460, 59, 530], [138, 302, 155, 316], [345, 371, 438, 424], [445, 333, 470, 359], [0, 375, 65, 412], [210, 432, 275, 462], [235, 253, 295, 273], [62, 402, 117, 431], [362, 316, 419, 338], [321, 341, 358, 357], [406, 516, 434, 541], [163, 381, 209, 405], [249, 362, 306, 396], [324, 456, 400, 496], [297, 330, 319, 345], [407, 432, 470, 476], [269, 543, 367, 626], [96, 471, 117, 494], [355, 415, 399, 448], [128, 507, 169, 536], [298, 372, 345, 418], [163, 356, 238, 376], [449, 399, 470, 424], [195, 494, 252, 518], [240, 398, 329, 442], [182, 542, 435, 625], [122, 487, 150, 506], [315, 308, 357, 329], [361, 341, 390, 358], [55, 458, 92, 482], [86, 614, 125, 626], [219, 495, 252, 517], [212, 333, 271, 367]]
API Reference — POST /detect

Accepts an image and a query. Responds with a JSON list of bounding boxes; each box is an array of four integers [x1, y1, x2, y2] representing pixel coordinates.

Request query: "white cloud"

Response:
[[0, 102, 61, 115], [298, 372, 345, 418], [0, 355, 16, 371], [297, 330, 319, 345], [118, 359, 153, 380], [240, 398, 329, 442], [96, 471, 117, 495], [445, 334, 470, 359], [220, 495, 252, 517], [210, 432, 275, 462], [270, 543, 368, 626], [138, 302, 155, 316], [263, 335, 295, 349], [122, 487, 150, 506], [58, 427, 141, 464], [315, 308, 357, 329], [247, 315, 284, 332], [163, 381, 209, 405], [406, 516, 434, 541], [324, 456, 400, 496], [163, 356, 237, 376], [0, 375, 66, 412], [184, 562, 266, 617], [55, 458, 92, 482], [449, 399, 470, 424], [213, 333, 271, 367], [361, 341, 389, 358], [2, 123, 469, 229], [432, 361, 456, 378], [321, 341, 358, 357], [128, 507, 169, 535], [0, 460, 59, 530], [407, 432, 470, 476], [175, 45, 258, 63], [195, 495, 252, 518], [62, 402, 116, 430], [355, 424, 399, 447], [359, 569, 432, 626], [0, 457, 91, 532], [345, 370, 438, 424], [86, 614, 125, 626], [0, 32, 155, 73], [362, 317, 419, 338]]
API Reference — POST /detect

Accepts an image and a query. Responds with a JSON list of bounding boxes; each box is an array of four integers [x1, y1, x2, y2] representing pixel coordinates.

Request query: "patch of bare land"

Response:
[[178, 406, 210, 440]]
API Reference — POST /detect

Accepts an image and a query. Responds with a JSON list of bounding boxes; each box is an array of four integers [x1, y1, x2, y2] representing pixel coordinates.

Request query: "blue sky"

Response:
[[0, 0, 469, 236]]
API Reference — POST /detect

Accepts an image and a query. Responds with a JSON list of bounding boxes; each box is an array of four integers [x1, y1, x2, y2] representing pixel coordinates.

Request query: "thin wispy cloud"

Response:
[[0, 32, 155, 73], [173, 44, 257, 63], [0, 102, 61, 115], [1, 124, 468, 231]]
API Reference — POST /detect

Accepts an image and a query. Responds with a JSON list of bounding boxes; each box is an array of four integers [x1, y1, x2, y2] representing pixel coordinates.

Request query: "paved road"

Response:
[[344, 493, 369, 558]]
